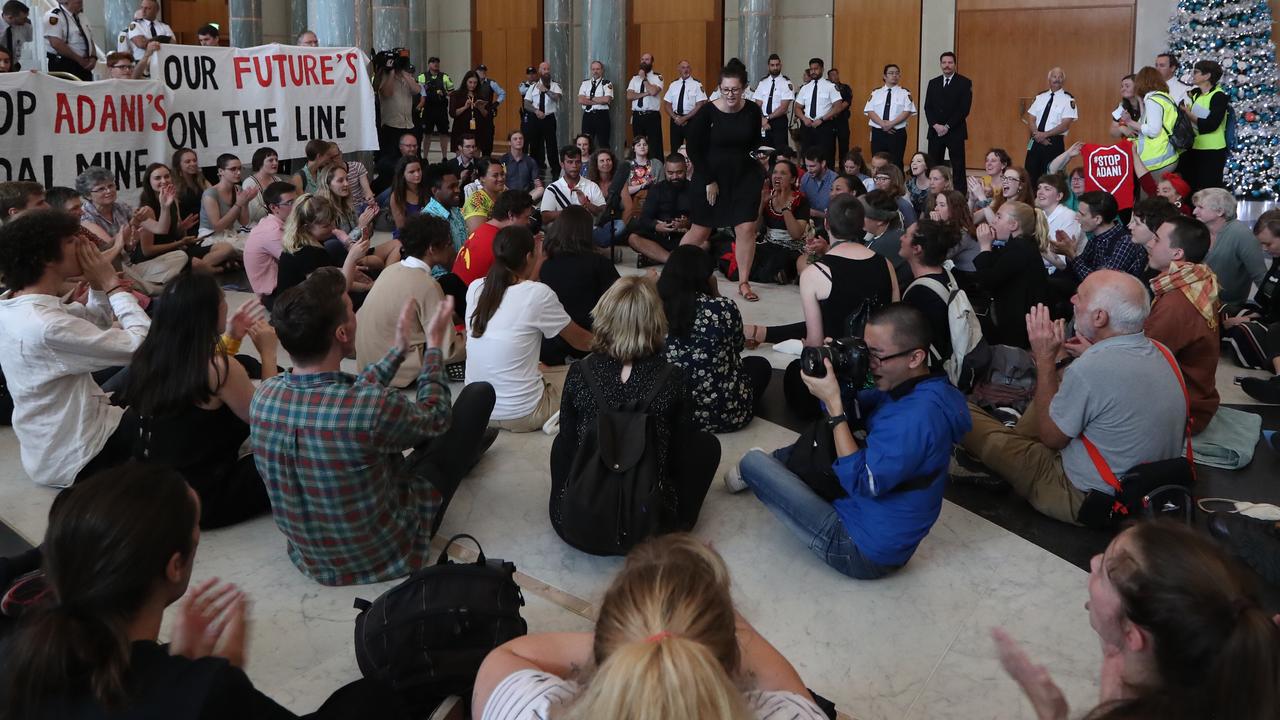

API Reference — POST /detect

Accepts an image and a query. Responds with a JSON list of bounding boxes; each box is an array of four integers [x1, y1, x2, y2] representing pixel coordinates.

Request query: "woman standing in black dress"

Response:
[[682, 61, 767, 301]]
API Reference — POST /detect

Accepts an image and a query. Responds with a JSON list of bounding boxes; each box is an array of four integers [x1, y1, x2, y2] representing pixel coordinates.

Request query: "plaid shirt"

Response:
[[1069, 221, 1147, 282], [250, 347, 452, 586]]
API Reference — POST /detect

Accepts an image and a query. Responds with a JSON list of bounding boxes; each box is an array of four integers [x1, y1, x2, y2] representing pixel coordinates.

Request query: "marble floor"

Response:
[[1, 247, 1272, 719]]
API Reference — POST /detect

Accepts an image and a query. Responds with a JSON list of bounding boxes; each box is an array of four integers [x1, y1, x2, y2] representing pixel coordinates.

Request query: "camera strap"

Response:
[[1079, 340, 1194, 501]]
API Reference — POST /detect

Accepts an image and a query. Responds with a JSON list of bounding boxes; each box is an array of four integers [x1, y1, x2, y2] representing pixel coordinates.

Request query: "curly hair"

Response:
[[0, 209, 81, 290]]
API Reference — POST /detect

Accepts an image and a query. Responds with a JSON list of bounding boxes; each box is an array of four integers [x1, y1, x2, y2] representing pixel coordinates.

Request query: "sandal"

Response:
[[738, 281, 759, 302], [744, 324, 764, 350]]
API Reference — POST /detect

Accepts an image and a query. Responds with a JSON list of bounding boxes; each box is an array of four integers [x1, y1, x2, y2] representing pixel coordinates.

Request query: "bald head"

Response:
[[1073, 269, 1150, 340], [1047, 67, 1065, 90]]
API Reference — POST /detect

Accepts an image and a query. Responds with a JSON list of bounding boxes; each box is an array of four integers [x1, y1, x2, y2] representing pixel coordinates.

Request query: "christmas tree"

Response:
[[1166, 0, 1280, 199]]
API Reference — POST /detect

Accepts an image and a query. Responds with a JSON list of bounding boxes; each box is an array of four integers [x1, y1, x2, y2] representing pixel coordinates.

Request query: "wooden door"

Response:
[[162, 0, 230, 46], [472, 0, 543, 153], [833, 0, 923, 165], [957, 0, 1135, 172]]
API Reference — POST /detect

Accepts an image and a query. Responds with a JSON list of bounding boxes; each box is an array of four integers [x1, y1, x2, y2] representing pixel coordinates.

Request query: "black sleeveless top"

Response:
[[814, 252, 896, 339]]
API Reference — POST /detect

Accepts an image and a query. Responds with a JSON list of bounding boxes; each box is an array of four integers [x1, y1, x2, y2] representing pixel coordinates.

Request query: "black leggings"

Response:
[[403, 382, 496, 536], [672, 431, 721, 529], [765, 321, 807, 345], [188, 455, 272, 530], [75, 412, 140, 484]]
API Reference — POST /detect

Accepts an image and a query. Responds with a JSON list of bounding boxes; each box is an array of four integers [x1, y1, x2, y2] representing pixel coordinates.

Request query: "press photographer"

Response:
[[726, 304, 971, 580], [374, 48, 422, 163]]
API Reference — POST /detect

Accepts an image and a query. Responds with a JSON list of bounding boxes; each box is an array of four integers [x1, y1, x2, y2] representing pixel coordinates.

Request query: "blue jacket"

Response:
[[831, 374, 972, 566]]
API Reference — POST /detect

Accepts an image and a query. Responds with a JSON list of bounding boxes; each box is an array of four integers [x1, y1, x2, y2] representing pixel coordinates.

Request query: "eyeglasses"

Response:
[[869, 347, 920, 364], [718, 87, 743, 95], [111, 64, 134, 70], [873, 174, 891, 182], [1001, 175, 1022, 183], [90, 185, 116, 194]]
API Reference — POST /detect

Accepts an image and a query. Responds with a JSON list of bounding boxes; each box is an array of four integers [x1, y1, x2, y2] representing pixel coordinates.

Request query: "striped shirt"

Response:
[[481, 669, 829, 720], [249, 347, 452, 586]]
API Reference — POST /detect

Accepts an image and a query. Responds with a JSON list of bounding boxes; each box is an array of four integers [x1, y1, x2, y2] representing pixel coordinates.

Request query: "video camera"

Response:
[[374, 48, 412, 73], [801, 336, 870, 383]]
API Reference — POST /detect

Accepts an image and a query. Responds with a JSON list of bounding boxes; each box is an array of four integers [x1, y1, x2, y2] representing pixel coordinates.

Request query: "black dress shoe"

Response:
[[1240, 376, 1280, 404]]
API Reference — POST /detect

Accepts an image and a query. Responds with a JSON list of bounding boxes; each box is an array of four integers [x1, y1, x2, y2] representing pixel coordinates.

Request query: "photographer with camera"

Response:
[[726, 304, 971, 579], [375, 49, 422, 166]]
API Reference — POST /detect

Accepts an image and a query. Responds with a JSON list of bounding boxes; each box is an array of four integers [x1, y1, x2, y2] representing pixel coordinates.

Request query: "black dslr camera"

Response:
[[801, 336, 870, 382], [374, 48, 411, 73]]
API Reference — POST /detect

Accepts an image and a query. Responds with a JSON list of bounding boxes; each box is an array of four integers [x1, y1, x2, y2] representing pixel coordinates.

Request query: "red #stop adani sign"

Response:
[[1084, 144, 1133, 210]]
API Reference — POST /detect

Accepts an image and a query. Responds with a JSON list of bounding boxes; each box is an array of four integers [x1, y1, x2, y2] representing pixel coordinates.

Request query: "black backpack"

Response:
[[557, 356, 674, 556], [352, 534, 527, 711]]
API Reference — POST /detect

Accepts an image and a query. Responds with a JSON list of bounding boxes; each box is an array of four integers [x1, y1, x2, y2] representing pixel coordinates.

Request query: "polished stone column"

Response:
[[229, 0, 263, 48], [371, 0, 408, 52], [310, 0, 371, 53], [544, 0, 573, 149], [291, 0, 309, 39], [584, 0, 626, 147], [408, 0, 429, 67], [738, 0, 774, 89], [104, 0, 135, 53]]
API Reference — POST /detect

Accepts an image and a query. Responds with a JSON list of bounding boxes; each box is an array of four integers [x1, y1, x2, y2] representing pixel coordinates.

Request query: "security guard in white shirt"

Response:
[[0, 2, 32, 72], [863, 64, 917, 169], [1023, 66, 1078, 183], [793, 57, 847, 167], [524, 61, 564, 179], [663, 60, 706, 153], [627, 53, 664, 157], [125, 0, 171, 62], [578, 60, 614, 149], [752, 53, 794, 151], [44, 0, 95, 80]]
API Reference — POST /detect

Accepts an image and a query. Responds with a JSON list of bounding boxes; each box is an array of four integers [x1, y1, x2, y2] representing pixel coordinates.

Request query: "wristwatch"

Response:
[[825, 413, 847, 428]]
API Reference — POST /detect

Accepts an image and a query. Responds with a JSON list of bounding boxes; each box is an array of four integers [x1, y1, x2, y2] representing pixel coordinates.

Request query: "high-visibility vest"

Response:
[[1139, 92, 1179, 171], [1191, 85, 1227, 151]]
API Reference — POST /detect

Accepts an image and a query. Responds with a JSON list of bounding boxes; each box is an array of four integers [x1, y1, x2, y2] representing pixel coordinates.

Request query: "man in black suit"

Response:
[[924, 51, 972, 182]]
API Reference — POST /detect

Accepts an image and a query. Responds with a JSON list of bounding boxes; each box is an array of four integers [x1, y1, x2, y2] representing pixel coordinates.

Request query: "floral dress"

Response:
[[664, 295, 755, 433]]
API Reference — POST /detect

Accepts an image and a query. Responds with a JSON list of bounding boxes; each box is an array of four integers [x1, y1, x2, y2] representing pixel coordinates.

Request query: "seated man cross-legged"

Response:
[[249, 268, 497, 586], [626, 153, 694, 265], [727, 304, 972, 579], [960, 270, 1188, 525]]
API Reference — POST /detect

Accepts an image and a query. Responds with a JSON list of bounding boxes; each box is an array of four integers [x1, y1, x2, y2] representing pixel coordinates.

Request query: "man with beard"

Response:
[[752, 54, 794, 152], [957, 270, 1189, 526], [523, 61, 563, 179], [627, 53, 665, 157], [626, 153, 693, 266]]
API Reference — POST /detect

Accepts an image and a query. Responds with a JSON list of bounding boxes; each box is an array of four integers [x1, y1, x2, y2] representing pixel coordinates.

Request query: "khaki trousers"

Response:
[[490, 365, 569, 433], [960, 401, 1085, 525]]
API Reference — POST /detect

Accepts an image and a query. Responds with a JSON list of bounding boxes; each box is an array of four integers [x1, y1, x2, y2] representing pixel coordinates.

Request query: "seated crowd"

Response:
[[0, 50, 1279, 720]]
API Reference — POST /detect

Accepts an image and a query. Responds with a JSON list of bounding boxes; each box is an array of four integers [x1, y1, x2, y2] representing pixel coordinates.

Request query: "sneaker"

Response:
[[948, 446, 1009, 491], [723, 463, 748, 493], [992, 406, 1022, 427], [1240, 376, 1280, 404], [427, 696, 464, 720]]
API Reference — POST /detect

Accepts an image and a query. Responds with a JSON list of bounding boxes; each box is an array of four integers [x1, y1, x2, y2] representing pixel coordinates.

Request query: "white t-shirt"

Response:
[[1044, 202, 1084, 272], [464, 281, 571, 420], [539, 176, 606, 213], [480, 670, 829, 720]]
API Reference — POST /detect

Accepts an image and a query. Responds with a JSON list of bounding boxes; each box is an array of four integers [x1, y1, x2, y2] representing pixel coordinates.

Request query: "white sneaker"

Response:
[[723, 464, 748, 493], [428, 696, 464, 720], [724, 448, 765, 493]]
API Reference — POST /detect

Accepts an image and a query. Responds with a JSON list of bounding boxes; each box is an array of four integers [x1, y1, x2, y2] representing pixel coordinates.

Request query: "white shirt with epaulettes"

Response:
[[578, 77, 613, 112], [863, 85, 917, 129], [1025, 89, 1079, 135], [794, 77, 843, 120], [43, 1, 94, 57], [125, 17, 173, 61], [664, 76, 707, 115], [524, 80, 564, 116], [751, 74, 795, 114], [627, 72, 664, 112]]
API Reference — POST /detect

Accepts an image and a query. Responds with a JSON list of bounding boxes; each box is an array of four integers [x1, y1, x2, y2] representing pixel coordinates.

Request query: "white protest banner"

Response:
[[151, 44, 378, 161], [0, 72, 170, 192]]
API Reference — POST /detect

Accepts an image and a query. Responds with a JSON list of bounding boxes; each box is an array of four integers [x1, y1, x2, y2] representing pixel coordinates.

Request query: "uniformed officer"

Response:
[[863, 64, 917, 170], [517, 65, 542, 169], [627, 53, 664, 157], [1023, 67, 1078, 183], [417, 57, 453, 161], [578, 60, 614, 150], [473, 63, 504, 156], [827, 68, 853, 165], [0, 1, 32, 72], [663, 60, 706, 153], [124, 0, 171, 62], [524, 61, 563, 179], [752, 54, 794, 152], [44, 0, 95, 81], [793, 57, 846, 168]]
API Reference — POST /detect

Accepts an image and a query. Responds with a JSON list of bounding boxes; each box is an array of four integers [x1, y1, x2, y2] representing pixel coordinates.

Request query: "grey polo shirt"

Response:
[[1050, 332, 1187, 495]]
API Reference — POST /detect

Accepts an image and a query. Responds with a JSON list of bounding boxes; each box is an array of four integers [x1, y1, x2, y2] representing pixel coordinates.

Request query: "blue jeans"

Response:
[[592, 219, 626, 248], [738, 449, 898, 580]]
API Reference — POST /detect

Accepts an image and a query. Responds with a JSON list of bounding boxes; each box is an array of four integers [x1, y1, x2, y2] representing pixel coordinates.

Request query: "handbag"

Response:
[[1075, 341, 1196, 529]]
